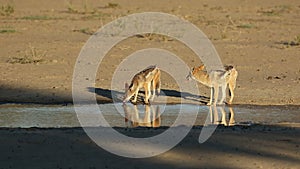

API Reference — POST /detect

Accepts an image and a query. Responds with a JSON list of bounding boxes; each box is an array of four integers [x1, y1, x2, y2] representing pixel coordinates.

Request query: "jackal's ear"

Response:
[[199, 65, 205, 70], [225, 65, 234, 71]]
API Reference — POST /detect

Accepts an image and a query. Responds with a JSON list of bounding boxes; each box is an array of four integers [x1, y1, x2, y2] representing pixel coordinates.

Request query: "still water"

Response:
[[0, 103, 299, 128]]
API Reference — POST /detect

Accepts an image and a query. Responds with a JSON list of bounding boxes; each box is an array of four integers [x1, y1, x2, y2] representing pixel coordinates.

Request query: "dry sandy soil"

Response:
[[0, 1, 300, 169], [0, 0, 300, 105]]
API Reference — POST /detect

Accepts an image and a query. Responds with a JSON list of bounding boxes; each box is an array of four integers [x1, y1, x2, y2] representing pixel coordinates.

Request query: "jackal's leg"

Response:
[[123, 104, 131, 127], [147, 83, 152, 103], [144, 105, 152, 127], [150, 80, 156, 101], [133, 104, 139, 120], [213, 104, 219, 124], [152, 106, 161, 128], [207, 87, 213, 105], [228, 107, 235, 126], [213, 85, 219, 106], [144, 83, 151, 104], [218, 84, 226, 105], [219, 106, 227, 126], [132, 88, 139, 103], [209, 105, 213, 124], [228, 81, 235, 104], [131, 105, 139, 127]]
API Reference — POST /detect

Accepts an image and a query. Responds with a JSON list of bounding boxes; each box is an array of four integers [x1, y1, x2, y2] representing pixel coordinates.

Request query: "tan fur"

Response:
[[123, 65, 161, 104], [186, 65, 238, 105], [123, 104, 161, 128], [209, 105, 235, 126]]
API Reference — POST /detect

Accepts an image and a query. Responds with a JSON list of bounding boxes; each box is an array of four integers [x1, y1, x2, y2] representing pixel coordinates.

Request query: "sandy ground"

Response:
[[0, 0, 300, 105], [0, 1, 300, 169], [0, 125, 299, 169]]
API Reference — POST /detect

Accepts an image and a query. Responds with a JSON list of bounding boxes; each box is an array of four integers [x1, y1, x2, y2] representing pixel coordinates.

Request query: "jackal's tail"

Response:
[[224, 65, 238, 91]]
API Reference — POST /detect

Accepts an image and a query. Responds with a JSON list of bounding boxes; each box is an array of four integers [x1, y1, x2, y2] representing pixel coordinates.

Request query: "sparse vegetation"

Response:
[[0, 4, 14, 16], [7, 45, 46, 64], [135, 33, 174, 42], [66, 0, 97, 14], [210, 6, 223, 11], [0, 29, 15, 33], [237, 24, 255, 29], [65, 1, 119, 16], [220, 33, 227, 40], [66, 0, 78, 13], [21, 15, 59, 20], [258, 5, 291, 16], [73, 28, 94, 35], [276, 5, 291, 12], [104, 3, 119, 9], [260, 10, 279, 16], [81, 12, 109, 20], [83, 0, 88, 13]]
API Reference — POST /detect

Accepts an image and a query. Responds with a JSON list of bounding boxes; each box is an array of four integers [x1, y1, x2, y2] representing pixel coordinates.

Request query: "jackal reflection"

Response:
[[122, 104, 161, 128]]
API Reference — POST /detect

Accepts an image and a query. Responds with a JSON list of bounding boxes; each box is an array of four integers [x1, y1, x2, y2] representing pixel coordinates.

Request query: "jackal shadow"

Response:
[[88, 87, 210, 104]]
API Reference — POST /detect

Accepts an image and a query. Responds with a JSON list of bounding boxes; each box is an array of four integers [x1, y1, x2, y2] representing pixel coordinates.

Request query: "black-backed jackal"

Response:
[[123, 65, 161, 104], [186, 65, 238, 105]]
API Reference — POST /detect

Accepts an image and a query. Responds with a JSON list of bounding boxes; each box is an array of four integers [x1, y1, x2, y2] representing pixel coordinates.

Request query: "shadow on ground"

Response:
[[0, 85, 72, 105], [0, 125, 299, 169], [0, 85, 209, 105], [89, 87, 210, 104]]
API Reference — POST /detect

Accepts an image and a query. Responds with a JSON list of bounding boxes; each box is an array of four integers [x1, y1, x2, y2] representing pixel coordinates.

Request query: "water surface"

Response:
[[0, 103, 299, 128]]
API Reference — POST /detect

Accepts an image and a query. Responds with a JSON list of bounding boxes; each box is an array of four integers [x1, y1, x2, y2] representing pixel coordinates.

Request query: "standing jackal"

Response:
[[123, 65, 161, 104], [186, 65, 238, 105]]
